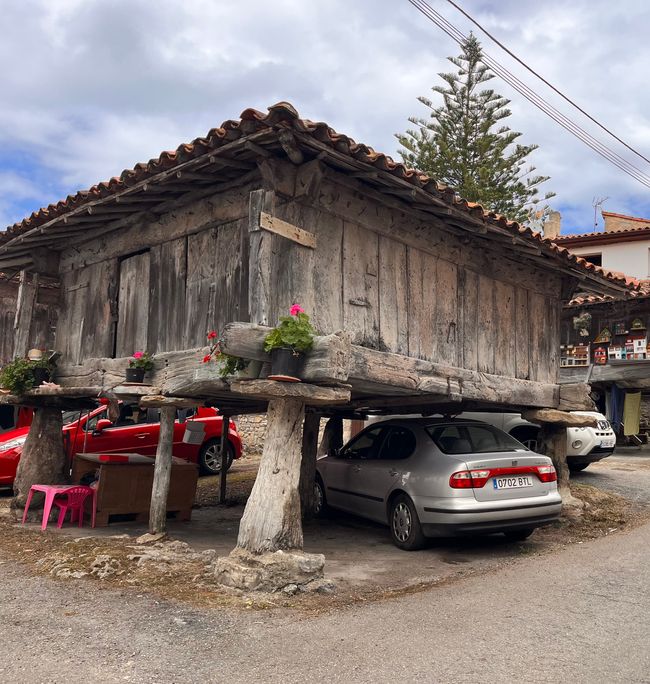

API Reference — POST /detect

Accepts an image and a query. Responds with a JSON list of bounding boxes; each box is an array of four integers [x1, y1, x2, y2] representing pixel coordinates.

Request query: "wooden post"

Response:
[[149, 406, 175, 534], [237, 398, 305, 553], [13, 270, 38, 359], [247, 189, 275, 325], [12, 407, 67, 515], [219, 412, 231, 505], [538, 424, 573, 501], [299, 412, 320, 519], [318, 416, 344, 457]]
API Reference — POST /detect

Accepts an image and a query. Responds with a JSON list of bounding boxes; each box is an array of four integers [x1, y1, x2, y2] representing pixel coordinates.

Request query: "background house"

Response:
[[547, 210, 650, 280]]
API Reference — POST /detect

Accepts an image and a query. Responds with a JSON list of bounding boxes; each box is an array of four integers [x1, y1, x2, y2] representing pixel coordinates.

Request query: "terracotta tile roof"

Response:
[[0, 102, 638, 293], [568, 279, 650, 307], [554, 224, 650, 242]]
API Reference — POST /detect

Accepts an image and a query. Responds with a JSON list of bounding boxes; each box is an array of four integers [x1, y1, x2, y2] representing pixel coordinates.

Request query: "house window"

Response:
[[582, 253, 602, 267]]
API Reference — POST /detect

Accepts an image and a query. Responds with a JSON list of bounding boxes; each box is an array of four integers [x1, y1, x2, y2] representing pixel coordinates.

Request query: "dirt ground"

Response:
[[0, 452, 648, 613]]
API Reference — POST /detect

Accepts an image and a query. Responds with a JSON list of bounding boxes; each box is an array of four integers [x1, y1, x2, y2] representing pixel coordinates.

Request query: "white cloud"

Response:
[[1, 0, 650, 233]]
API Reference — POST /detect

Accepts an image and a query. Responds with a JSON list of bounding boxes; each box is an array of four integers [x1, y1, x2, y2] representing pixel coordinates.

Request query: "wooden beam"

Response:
[[299, 412, 320, 518], [259, 211, 316, 249], [13, 270, 38, 359], [140, 395, 201, 408], [522, 408, 598, 428], [230, 379, 350, 406], [149, 406, 175, 534], [248, 189, 275, 325]]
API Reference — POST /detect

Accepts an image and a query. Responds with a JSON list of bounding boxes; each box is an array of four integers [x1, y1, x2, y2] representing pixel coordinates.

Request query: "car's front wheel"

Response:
[[198, 439, 234, 475], [389, 494, 426, 551]]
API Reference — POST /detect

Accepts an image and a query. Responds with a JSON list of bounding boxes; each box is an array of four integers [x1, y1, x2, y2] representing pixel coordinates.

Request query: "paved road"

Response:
[[2, 514, 650, 683]]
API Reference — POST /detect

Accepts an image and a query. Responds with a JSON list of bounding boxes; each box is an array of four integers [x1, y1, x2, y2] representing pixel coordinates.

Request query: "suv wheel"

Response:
[[313, 477, 328, 517], [389, 494, 426, 551]]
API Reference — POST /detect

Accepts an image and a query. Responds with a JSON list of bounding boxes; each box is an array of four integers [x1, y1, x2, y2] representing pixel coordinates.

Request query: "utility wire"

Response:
[[443, 0, 650, 167], [406, 0, 650, 190]]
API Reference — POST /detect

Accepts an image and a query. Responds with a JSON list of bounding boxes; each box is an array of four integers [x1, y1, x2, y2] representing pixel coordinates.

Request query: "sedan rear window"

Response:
[[427, 424, 527, 454]]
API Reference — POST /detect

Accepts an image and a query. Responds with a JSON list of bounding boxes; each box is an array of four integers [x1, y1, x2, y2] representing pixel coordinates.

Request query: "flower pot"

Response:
[[235, 359, 263, 380], [125, 367, 146, 383], [32, 367, 50, 387], [268, 348, 304, 382]]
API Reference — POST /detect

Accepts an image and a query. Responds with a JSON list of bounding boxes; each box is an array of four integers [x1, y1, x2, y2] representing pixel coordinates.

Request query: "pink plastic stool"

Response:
[[53, 486, 96, 529]]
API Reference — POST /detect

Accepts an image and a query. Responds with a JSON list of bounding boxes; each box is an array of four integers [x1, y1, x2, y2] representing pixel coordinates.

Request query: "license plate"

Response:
[[493, 476, 534, 490], [600, 439, 615, 448]]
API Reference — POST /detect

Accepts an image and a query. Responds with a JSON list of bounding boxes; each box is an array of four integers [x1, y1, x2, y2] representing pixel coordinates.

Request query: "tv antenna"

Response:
[[593, 196, 608, 231]]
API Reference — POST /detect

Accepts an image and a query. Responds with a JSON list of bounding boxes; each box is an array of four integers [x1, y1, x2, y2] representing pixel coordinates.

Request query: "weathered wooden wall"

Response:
[[56, 184, 252, 363], [0, 278, 58, 364], [256, 173, 562, 384]]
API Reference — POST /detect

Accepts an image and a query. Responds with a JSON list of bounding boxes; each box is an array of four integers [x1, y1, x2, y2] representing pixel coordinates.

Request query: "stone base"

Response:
[[212, 548, 325, 592]]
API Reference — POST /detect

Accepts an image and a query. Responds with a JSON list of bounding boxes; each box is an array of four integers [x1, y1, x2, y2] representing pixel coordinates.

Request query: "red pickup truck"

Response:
[[0, 403, 242, 488]]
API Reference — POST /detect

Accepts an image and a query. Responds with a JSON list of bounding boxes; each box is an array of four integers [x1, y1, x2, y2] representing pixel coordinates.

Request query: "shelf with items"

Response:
[[560, 343, 590, 367]]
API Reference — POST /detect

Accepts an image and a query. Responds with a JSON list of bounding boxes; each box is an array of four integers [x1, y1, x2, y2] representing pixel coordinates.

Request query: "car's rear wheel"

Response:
[[389, 494, 426, 551], [198, 439, 234, 476], [313, 477, 328, 517], [569, 462, 590, 472], [511, 427, 540, 451], [503, 528, 534, 542]]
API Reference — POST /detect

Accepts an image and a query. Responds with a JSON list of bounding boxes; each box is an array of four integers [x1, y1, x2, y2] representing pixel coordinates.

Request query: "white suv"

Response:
[[459, 411, 616, 472]]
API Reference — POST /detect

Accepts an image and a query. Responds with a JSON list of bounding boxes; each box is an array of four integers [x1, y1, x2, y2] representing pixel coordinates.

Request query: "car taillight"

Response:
[[450, 465, 557, 488], [449, 470, 491, 488], [534, 464, 557, 483]]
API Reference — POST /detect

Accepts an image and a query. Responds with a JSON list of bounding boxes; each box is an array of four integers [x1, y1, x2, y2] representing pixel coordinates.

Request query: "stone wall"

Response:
[[233, 414, 354, 457]]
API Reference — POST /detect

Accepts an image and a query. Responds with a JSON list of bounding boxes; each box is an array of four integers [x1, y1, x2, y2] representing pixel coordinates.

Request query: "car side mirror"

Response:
[[329, 446, 344, 458], [93, 419, 113, 434]]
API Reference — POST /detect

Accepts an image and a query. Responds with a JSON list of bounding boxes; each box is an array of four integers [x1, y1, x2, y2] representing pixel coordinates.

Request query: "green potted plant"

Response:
[[0, 353, 55, 394], [126, 351, 154, 383], [202, 331, 261, 379], [263, 304, 315, 382]]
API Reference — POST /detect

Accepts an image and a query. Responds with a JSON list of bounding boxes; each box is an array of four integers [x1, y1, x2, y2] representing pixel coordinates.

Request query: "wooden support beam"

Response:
[[237, 397, 306, 553], [248, 189, 275, 325], [522, 409, 597, 428], [219, 412, 231, 504], [149, 406, 175, 534], [230, 379, 351, 406], [299, 412, 320, 518], [317, 415, 343, 457], [13, 270, 38, 359], [558, 383, 595, 411], [139, 395, 199, 408], [259, 211, 316, 249], [278, 129, 305, 164]]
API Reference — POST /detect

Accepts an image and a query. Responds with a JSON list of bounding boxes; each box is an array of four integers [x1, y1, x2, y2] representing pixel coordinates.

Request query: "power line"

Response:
[[443, 0, 650, 167], [405, 0, 650, 190]]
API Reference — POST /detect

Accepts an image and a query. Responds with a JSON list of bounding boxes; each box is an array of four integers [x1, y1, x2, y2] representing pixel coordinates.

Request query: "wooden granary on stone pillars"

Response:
[[0, 103, 636, 588]]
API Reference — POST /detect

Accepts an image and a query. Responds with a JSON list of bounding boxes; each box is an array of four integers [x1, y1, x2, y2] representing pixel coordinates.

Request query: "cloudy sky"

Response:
[[2, 0, 650, 236]]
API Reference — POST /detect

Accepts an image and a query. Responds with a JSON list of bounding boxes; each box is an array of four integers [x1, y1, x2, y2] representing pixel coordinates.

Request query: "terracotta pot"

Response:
[[268, 348, 304, 382], [125, 367, 146, 383]]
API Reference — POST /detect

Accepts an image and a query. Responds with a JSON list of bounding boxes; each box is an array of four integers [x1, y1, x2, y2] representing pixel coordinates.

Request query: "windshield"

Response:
[[61, 410, 83, 426], [427, 423, 528, 455]]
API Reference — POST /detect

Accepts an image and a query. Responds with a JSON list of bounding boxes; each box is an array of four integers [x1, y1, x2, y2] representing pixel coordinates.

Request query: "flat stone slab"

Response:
[[229, 379, 350, 406], [211, 548, 325, 592]]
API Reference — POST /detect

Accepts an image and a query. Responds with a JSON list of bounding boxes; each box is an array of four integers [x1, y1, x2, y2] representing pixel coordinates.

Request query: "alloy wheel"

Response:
[[392, 502, 412, 542], [204, 443, 224, 473], [313, 482, 323, 515]]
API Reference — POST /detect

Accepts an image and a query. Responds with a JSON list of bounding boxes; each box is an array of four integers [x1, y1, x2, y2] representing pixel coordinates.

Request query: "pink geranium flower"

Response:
[[202, 355, 212, 363], [133, 351, 144, 359], [290, 304, 305, 316], [207, 331, 218, 340]]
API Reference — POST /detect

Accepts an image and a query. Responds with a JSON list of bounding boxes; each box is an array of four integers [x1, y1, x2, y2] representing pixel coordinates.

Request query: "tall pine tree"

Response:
[[396, 34, 554, 225]]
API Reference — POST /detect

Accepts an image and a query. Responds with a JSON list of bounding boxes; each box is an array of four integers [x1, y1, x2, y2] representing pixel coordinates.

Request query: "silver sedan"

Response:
[[314, 418, 562, 550]]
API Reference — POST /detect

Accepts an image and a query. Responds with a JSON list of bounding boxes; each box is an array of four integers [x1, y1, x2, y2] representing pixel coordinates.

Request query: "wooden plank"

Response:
[[248, 190, 276, 325], [115, 252, 151, 357], [515, 288, 530, 380], [494, 280, 516, 377], [342, 222, 379, 346], [12, 270, 38, 358], [149, 406, 175, 534], [528, 292, 546, 382], [435, 259, 458, 366], [477, 275, 495, 373], [214, 220, 245, 333], [259, 211, 316, 249], [184, 227, 217, 348], [378, 237, 408, 355], [462, 269, 479, 371], [80, 260, 118, 360], [230, 379, 350, 406], [149, 237, 187, 353], [547, 297, 560, 383], [558, 383, 595, 411]]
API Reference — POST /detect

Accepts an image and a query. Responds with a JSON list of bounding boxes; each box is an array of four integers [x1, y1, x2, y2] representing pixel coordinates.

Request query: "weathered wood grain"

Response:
[[494, 280, 516, 377], [523, 408, 597, 427], [115, 251, 151, 357], [12, 270, 38, 359], [378, 236, 408, 355], [230, 379, 350, 405], [515, 288, 530, 380], [149, 406, 175, 534], [462, 269, 479, 371], [435, 259, 458, 366], [248, 189, 276, 325], [477, 275, 495, 374], [260, 211, 316, 248]]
